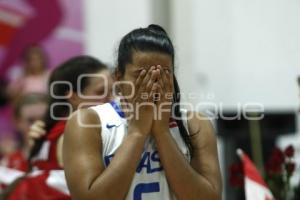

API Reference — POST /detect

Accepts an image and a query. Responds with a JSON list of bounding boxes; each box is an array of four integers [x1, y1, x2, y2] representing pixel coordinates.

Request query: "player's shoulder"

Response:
[[187, 111, 214, 139], [89, 101, 112, 112], [66, 108, 101, 132]]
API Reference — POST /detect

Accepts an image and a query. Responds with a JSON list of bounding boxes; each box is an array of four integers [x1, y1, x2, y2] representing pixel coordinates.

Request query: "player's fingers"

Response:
[[145, 69, 160, 92], [157, 64, 172, 92], [135, 69, 147, 92], [159, 65, 168, 82], [158, 65, 170, 90], [165, 69, 173, 92], [149, 82, 160, 102], [157, 82, 163, 94], [157, 66, 165, 91], [140, 66, 155, 91]]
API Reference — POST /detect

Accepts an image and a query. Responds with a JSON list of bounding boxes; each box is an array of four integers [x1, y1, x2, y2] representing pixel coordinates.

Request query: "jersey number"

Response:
[[133, 182, 160, 200]]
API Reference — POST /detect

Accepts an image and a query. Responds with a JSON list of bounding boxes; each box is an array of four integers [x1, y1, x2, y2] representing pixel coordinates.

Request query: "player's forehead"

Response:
[[128, 51, 172, 71]]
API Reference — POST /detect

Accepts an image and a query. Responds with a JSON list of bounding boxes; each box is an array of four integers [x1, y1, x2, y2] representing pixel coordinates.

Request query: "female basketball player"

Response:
[[3, 56, 113, 200], [63, 25, 222, 200]]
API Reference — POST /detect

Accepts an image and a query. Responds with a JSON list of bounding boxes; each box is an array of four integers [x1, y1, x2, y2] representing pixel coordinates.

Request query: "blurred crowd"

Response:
[[0, 41, 115, 199], [0, 44, 49, 163], [0, 42, 299, 200]]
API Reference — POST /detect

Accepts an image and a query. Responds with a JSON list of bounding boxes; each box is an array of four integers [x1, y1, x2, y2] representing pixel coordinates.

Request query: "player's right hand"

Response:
[[125, 66, 159, 136]]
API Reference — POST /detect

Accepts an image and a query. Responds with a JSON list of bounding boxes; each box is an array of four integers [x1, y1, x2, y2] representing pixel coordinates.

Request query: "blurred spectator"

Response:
[[0, 0, 63, 79], [6, 45, 49, 101], [0, 79, 15, 158], [0, 93, 48, 172]]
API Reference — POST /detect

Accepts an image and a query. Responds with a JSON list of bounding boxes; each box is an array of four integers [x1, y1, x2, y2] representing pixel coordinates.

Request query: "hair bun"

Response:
[[147, 24, 168, 35]]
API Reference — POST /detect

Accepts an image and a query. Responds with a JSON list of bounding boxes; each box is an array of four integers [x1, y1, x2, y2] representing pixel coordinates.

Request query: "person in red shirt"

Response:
[[2, 55, 113, 200], [0, 93, 48, 172], [0, 93, 47, 193]]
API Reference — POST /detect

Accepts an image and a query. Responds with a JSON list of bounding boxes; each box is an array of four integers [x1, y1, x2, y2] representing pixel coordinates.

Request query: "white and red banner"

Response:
[[237, 149, 275, 200], [0, 167, 70, 200]]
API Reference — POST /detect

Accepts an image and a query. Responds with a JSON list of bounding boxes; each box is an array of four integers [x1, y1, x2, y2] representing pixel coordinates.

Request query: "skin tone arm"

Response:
[[63, 68, 160, 200], [152, 113, 222, 200], [151, 66, 222, 200], [63, 109, 147, 200]]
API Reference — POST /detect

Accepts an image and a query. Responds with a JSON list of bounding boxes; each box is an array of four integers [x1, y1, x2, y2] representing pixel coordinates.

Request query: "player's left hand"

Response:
[[151, 65, 173, 136]]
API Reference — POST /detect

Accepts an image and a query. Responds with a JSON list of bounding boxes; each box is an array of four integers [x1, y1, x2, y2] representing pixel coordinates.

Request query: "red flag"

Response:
[[237, 149, 275, 200], [7, 170, 70, 200]]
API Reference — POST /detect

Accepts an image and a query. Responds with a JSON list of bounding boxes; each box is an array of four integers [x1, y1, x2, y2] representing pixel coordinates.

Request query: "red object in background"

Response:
[[237, 149, 275, 200], [229, 162, 244, 187], [0, 0, 63, 78], [271, 147, 285, 165], [31, 120, 66, 170], [284, 145, 295, 158], [286, 162, 296, 174], [0, 23, 18, 46], [0, 151, 28, 190], [0, 5, 30, 46], [7, 171, 70, 200], [229, 145, 297, 199], [1, 150, 29, 172], [265, 147, 285, 175]]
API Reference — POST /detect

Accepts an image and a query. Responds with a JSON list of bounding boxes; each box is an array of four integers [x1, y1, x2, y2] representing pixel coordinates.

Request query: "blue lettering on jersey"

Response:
[[134, 182, 160, 200], [136, 152, 151, 173], [150, 151, 163, 173], [104, 151, 163, 173]]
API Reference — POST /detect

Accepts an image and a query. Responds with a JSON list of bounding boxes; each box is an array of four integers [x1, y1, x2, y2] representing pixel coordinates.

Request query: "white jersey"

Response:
[[90, 100, 190, 200]]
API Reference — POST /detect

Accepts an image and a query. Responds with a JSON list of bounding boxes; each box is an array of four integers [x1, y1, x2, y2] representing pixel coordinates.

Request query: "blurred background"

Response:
[[1, 0, 300, 199]]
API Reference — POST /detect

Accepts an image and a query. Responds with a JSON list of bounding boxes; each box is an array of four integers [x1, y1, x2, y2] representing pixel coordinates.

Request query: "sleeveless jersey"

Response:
[[90, 100, 190, 200]]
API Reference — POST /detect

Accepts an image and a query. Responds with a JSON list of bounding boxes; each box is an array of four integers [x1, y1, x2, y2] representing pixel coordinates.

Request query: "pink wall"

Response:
[[0, 0, 84, 79]]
